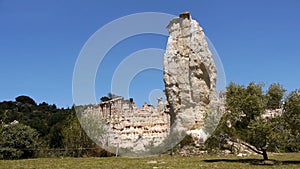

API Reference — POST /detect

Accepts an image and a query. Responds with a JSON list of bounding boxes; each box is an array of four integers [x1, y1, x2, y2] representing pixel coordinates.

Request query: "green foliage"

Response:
[[100, 96, 110, 102], [0, 123, 39, 159], [15, 96, 37, 106], [209, 82, 298, 160], [62, 115, 91, 157], [62, 110, 108, 157], [225, 82, 246, 115], [282, 90, 300, 151], [225, 82, 265, 137], [283, 90, 300, 132], [205, 113, 233, 151], [80, 112, 107, 142], [6, 100, 68, 145], [179, 134, 195, 148], [266, 83, 286, 109], [247, 118, 278, 152], [0, 95, 72, 157]]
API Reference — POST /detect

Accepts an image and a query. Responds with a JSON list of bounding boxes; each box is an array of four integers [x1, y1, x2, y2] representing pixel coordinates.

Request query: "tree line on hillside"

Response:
[[0, 96, 111, 159], [0, 82, 299, 160]]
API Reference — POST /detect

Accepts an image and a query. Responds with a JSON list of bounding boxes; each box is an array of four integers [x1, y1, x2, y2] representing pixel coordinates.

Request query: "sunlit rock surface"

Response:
[[163, 12, 217, 134]]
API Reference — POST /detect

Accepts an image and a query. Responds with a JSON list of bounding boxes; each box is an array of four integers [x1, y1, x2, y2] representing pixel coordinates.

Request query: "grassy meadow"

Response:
[[0, 153, 299, 169]]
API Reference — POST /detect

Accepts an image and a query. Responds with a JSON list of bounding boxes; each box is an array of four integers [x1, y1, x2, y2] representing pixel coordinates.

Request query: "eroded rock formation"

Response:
[[81, 12, 219, 155], [82, 97, 170, 153], [164, 12, 217, 134]]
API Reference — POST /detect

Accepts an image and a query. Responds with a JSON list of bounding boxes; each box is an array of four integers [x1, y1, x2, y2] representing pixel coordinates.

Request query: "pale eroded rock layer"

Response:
[[163, 12, 217, 133], [82, 97, 170, 153]]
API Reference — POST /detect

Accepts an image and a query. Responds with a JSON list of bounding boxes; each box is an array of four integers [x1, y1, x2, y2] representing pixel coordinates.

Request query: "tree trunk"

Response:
[[262, 149, 268, 161]]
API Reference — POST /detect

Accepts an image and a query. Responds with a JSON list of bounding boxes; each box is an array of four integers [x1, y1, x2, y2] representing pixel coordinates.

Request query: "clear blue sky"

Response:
[[0, 0, 299, 108]]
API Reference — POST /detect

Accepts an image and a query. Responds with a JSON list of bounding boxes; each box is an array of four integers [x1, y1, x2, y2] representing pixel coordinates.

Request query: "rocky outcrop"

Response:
[[163, 12, 217, 135], [261, 109, 283, 120], [82, 97, 170, 154]]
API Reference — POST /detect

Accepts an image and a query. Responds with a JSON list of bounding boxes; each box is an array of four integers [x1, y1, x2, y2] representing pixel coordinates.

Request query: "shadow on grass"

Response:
[[203, 158, 300, 166]]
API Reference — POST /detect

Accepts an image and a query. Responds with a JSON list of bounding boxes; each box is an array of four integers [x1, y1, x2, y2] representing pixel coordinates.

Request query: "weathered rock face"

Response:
[[163, 12, 217, 133], [82, 97, 170, 153]]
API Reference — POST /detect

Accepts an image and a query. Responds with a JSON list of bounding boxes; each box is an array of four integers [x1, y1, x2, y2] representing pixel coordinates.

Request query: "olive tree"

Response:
[[217, 82, 287, 160]]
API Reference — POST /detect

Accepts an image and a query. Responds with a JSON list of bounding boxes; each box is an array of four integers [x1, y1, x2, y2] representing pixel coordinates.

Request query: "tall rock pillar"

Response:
[[163, 12, 217, 134]]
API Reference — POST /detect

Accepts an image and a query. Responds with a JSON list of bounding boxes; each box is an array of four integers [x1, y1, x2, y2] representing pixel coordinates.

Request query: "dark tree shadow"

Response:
[[203, 158, 300, 166]]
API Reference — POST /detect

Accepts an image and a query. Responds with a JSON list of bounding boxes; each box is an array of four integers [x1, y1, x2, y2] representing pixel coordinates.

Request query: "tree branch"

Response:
[[228, 138, 263, 155]]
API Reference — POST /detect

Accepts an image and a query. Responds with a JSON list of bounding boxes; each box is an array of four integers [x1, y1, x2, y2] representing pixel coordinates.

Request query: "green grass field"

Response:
[[1, 153, 299, 169]]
